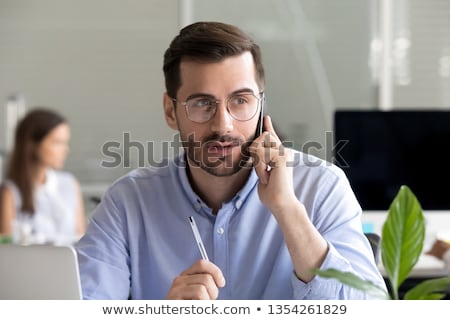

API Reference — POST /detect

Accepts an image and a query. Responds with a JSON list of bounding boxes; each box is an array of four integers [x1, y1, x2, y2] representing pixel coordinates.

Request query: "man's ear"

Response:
[[163, 93, 178, 130]]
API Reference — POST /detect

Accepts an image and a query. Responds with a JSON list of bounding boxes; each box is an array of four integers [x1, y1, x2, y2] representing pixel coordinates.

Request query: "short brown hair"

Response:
[[163, 21, 265, 98]]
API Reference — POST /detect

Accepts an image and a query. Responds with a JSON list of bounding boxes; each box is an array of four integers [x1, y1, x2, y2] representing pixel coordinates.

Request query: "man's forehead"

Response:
[[178, 52, 258, 92]]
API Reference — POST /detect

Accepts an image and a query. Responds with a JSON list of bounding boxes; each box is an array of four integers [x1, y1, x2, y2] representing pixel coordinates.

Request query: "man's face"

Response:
[[165, 52, 261, 177]]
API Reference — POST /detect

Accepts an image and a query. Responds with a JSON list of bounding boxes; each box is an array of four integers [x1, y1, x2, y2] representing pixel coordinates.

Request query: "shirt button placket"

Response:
[[213, 209, 231, 298]]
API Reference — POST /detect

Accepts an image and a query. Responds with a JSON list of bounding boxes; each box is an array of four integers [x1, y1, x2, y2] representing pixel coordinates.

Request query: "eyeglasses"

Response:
[[171, 92, 263, 123]]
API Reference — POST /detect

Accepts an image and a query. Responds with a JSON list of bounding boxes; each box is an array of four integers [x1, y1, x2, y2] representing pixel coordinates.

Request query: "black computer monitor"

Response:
[[333, 110, 450, 211]]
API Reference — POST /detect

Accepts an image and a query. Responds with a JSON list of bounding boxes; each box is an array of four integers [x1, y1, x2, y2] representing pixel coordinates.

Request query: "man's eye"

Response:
[[193, 99, 214, 107], [231, 96, 249, 105]]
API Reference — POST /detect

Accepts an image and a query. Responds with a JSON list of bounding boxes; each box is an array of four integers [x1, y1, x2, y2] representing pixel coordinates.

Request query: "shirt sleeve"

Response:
[[75, 188, 131, 299], [290, 163, 387, 299], [291, 244, 384, 299]]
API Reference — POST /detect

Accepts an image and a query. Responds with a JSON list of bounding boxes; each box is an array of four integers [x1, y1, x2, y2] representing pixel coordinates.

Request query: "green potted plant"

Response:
[[315, 185, 450, 299]]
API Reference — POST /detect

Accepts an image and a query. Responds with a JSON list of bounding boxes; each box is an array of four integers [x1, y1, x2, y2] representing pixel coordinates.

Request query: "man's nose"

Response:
[[209, 104, 233, 134]]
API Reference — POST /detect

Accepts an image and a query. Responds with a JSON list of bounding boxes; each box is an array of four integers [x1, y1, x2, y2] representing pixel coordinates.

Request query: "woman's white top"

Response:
[[4, 169, 79, 245]]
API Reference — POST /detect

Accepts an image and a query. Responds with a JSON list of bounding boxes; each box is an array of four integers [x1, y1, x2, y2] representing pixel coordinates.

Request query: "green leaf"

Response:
[[381, 185, 425, 299], [313, 268, 389, 299], [310, 185, 447, 300], [403, 277, 450, 300]]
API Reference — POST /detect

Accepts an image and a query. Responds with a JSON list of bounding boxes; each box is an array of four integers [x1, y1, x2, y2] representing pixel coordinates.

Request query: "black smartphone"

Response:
[[254, 92, 266, 139]]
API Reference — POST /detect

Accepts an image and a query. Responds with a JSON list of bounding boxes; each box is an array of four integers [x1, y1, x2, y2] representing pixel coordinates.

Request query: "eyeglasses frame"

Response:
[[170, 91, 265, 123]]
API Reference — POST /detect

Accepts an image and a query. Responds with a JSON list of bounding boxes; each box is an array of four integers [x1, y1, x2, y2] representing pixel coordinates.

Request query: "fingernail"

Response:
[[219, 276, 226, 287]]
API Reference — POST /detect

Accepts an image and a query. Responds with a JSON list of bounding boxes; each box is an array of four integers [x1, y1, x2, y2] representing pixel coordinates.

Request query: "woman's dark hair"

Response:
[[163, 21, 265, 98], [6, 108, 67, 213]]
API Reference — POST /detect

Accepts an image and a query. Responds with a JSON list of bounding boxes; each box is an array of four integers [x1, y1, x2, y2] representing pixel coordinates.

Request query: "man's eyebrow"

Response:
[[230, 88, 257, 96], [185, 93, 216, 101], [185, 88, 257, 101]]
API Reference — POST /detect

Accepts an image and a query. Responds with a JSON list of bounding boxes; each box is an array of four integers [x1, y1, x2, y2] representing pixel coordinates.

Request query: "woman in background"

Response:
[[0, 108, 86, 244]]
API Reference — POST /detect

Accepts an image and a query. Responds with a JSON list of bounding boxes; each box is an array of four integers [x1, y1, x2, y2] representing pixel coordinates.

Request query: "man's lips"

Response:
[[204, 141, 239, 156]]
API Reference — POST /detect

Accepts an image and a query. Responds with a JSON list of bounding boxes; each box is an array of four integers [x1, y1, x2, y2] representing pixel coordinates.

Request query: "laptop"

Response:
[[0, 244, 82, 299]]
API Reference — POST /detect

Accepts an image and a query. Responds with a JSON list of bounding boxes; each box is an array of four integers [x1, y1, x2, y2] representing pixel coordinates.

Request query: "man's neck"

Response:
[[187, 164, 252, 215]]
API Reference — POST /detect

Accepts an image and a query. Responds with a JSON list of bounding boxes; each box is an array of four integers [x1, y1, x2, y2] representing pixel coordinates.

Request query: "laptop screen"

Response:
[[0, 244, 82, 299]]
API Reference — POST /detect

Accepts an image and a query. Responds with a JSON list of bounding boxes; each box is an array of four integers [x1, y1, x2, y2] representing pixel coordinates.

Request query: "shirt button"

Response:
[[235, 199, 243, 208], [217, 227, 224, 235]]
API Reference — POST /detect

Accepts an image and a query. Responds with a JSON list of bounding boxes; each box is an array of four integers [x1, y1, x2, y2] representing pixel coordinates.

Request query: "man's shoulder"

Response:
[[108, 157, 181, 190], [289, 148, 345, 179]]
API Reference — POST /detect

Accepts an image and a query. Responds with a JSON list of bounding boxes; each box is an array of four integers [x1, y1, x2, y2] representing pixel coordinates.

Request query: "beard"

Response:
[[182, 132, 253, 177]]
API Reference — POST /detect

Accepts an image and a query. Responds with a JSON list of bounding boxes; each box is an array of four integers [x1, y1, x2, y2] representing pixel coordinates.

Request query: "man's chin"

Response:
[[201, 165, 243, 177], [195, 157, 251, 177]]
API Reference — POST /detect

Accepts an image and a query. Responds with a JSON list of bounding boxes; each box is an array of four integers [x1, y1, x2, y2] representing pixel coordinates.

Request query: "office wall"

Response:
[[0, 0, 178, 189], [191, 0, 376, 155], [393, 0, 450, 107], [0, 0, 449, 206]]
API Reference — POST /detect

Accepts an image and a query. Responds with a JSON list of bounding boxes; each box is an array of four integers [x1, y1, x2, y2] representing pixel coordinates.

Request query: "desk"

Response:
[[378, 253, 448, 278], [362, 210, 450, 299], [378, 254, 450, 299]]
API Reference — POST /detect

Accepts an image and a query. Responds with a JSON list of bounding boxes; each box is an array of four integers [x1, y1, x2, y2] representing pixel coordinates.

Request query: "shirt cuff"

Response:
[[291, 243, 353, 299]]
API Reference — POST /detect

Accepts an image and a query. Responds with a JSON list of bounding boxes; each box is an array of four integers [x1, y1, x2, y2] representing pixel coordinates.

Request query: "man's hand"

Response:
[[249, 115, 328, 282], [166, 259, 226, 299], [249, 115, 297, 215]]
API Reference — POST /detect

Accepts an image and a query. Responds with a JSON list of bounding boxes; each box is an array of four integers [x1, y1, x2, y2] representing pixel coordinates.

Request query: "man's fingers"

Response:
[[170, 273, 220, 299], [249, 130, 284, 184], [181, 259, 226, 288], [263, 115, 280, 140]]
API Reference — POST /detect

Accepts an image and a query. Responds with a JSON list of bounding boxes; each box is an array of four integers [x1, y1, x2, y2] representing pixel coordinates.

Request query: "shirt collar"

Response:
[[174, 153, 259, 214]]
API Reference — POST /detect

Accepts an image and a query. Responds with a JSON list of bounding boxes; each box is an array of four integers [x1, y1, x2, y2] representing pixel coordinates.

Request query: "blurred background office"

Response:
[[0, 108, 86, 244], [0, 0, 449, 215]]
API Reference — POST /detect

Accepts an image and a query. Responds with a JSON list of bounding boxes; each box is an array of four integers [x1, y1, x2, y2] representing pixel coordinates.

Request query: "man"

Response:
[[76, 21, 385, 299]]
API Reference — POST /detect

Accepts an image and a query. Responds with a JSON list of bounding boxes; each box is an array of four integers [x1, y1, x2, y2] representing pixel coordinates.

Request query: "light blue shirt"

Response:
[[76, 151, 386, 299]]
